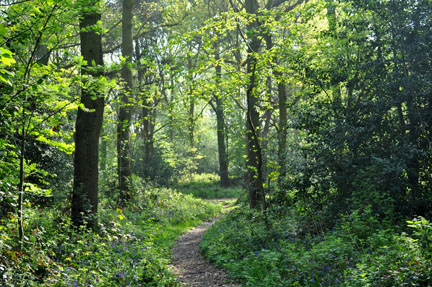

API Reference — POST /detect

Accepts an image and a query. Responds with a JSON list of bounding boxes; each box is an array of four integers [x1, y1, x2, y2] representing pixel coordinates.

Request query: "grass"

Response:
[[153, 220, 201, 251], [175, 173, 243, 199]]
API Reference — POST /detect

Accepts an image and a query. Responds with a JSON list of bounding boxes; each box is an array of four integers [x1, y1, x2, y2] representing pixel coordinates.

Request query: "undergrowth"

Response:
[[201, 204, 432, 287], [175, 173, 242, 199], [0, 184, 223, 286]]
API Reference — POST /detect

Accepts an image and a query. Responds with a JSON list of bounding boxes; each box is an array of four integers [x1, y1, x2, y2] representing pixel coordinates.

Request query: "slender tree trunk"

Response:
[[214, 48, 229, 187], [261, 74, 273, 183], [406, 98, 421, 213], [189, 95, 195, 171], [72, 0, 104, 228], [99, 125, 107, 173], [134, 38, 147, 177], [143, 102, 155, 164], [215, 98, 229, 187], [18, 107, 25, 248], [243, 0, 269, 226], [117, 0, 134, 202], [264, 27, 288, 191], [277, 79, 287, 188], [189, 106, 194, 149], [245, 0, 263, 209], [168, 80, 175, 141]]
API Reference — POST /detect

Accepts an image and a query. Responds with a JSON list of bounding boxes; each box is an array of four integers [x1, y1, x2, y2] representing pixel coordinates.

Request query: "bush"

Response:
[[0, 209, 178, 287], [201, 205, 432, 287]]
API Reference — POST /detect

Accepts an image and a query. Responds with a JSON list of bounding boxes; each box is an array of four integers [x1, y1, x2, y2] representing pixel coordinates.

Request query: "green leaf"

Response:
[[0, 48, 16, 66]]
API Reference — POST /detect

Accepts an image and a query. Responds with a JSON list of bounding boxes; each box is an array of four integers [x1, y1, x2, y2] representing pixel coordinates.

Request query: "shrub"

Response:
[[202, 205, 432, 287]]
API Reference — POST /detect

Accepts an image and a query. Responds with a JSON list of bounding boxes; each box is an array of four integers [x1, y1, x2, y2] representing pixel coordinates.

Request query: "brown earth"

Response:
[[171, 204, 240, 287]]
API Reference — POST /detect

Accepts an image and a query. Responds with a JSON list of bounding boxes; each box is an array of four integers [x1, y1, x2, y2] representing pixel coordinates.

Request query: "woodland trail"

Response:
[[171, 200, 240, 287]]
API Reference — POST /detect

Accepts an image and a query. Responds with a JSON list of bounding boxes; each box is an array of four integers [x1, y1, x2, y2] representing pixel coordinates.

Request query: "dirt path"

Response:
[[171, 212, 239, 286]]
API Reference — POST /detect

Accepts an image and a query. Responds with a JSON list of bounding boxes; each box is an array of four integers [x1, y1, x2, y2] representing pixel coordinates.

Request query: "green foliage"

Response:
[[1, 184, 223, 286], [125, 178, 223, 224], [407, 217, 432, 261], [0, 0, 81, 220], [175, 173, 242, 199], [1, 210, 178, 286], [0, 47, 15, 84], [132, 145, 176, 186], [286, 0, 432, 219], [1, 0, 431, 285], [345, 229, 432, 286], [202, 205, 432, 287]]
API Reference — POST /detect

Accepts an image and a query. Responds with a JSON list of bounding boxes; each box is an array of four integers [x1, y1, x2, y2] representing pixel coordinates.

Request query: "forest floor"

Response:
[[170, 199, 239, 287]]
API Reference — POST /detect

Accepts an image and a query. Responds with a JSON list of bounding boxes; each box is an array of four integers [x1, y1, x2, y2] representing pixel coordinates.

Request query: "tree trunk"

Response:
[[143, 99, 155, 165], [214, 48, 229, 187], [188, 95, 195, 174], [168, 80, 175, 142], [72, 0, 104, 228], [264, 25, 288, 191], [261, 72, 273, 185], [117, 0, 133, 202], [18, 107, 25, 248], [134, 38, 154, 178], [277, 79, 287, 189], [245, 0, 264, 210], [406, 98, 422, 214], [99, 125, 107, 173]]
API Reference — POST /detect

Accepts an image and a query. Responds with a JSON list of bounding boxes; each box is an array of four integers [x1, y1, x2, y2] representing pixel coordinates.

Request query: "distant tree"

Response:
[[213, 46, 229, 187]]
